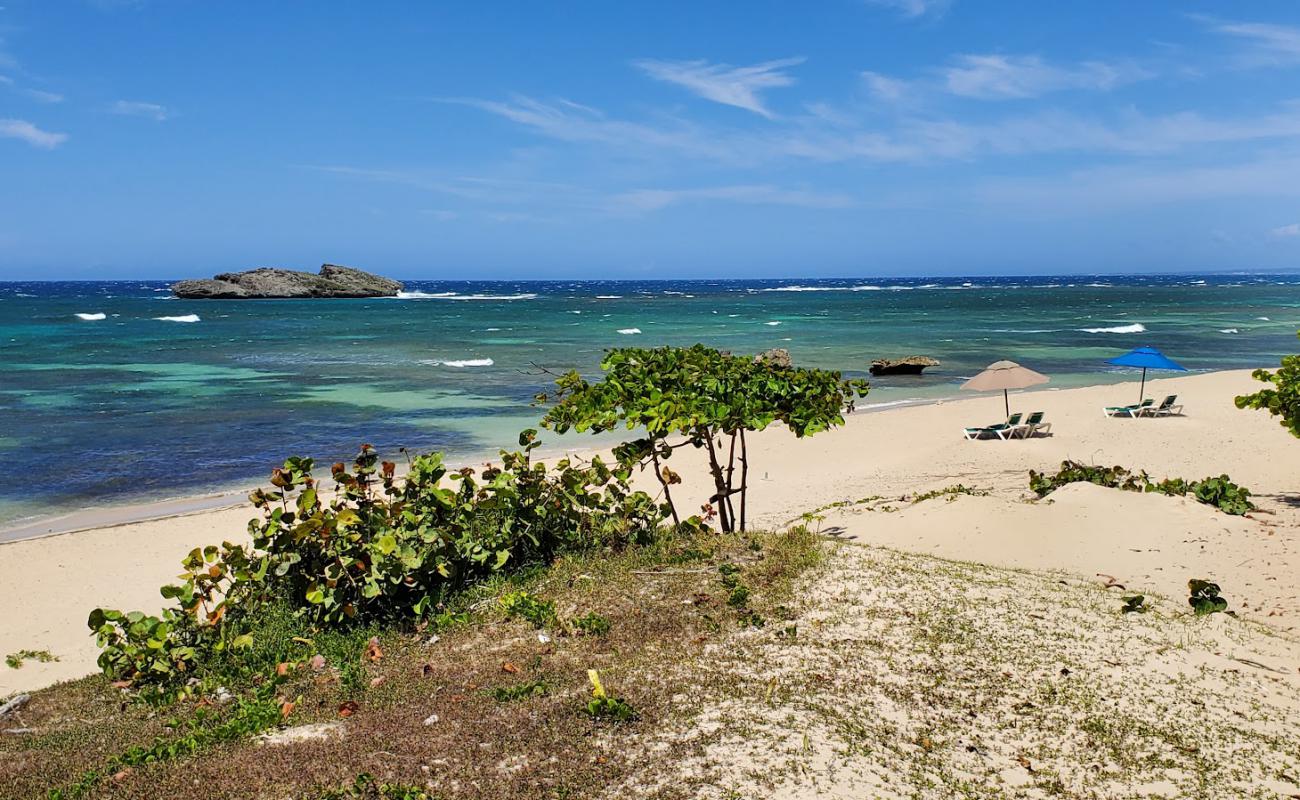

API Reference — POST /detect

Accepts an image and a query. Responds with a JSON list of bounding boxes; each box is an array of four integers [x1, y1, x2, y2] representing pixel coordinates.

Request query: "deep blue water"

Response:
[[2, 274, 1298, 527]]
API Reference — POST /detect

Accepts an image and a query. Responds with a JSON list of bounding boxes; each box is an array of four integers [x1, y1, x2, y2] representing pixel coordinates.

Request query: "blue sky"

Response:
[[4, 1, 1300, 279]]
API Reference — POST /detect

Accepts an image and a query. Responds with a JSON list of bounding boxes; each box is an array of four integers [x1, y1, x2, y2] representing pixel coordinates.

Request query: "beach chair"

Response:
[[963, 413, 1022, 440], [1103, 398, 1153, 418], [1014, 411, 1051, 438], [1140, 395, 1182, 417]]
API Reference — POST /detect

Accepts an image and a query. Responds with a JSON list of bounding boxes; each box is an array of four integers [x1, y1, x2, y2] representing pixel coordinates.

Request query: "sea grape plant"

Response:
[[538, 345, 869, 532], [89, 432, 665, 693], [1028, 461, 1253, 515], [1236, 330, 1300, 439], [1187, 579, 1228, 615]]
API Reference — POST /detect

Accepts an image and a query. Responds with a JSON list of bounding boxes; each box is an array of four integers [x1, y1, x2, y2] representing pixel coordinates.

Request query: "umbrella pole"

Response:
[[1139, 368, 1146, 403], [1004, 389, 1010, 419]]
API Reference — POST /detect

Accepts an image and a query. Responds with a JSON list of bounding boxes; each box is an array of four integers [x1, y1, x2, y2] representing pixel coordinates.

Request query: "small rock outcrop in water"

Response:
[[172, 264, 403, 299], [869, 355, 940, 376], [754, 348, 794, 368]]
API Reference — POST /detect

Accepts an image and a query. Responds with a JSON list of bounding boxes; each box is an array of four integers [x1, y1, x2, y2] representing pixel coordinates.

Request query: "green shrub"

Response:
[[1028, 461, 1253, 515], [88, 432, 666, 695], [1236, 331, 1300, 439], [1120, 595, 1149, 614], [1188, 579, 1229, 615], [538, 345, 869, 532]]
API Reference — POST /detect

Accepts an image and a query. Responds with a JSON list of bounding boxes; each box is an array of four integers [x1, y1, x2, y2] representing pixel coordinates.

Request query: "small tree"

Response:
[[1235, 331, 1300, 438], [538, 345, 869, 532]]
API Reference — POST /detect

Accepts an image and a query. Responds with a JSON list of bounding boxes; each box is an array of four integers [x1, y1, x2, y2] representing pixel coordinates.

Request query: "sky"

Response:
[[4, 1, 1300, 280]]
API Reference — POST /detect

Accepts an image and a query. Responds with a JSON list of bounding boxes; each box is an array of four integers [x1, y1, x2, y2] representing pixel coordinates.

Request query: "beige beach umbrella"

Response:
[[961, 360, 1050, 418]]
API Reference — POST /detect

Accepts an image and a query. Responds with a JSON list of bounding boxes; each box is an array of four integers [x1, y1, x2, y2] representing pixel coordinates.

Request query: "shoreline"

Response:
[[4, 367, 1299, 696], [0, 374, 1159, 548], [0, 368, 1227, 545]]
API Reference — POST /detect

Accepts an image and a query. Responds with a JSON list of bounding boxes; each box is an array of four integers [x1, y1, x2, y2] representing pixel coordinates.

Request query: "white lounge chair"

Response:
[[1103, 398, 1153, 418]]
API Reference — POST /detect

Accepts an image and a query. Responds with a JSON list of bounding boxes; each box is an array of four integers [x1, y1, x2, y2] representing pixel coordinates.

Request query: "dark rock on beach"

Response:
[[869, 355, 940, 376], [172, 264, 403, 299]]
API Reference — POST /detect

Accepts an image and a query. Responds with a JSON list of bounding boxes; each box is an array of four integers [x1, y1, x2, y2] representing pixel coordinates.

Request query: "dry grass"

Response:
[[0, 527, 820, 800], [620, 540, 1300, 799]]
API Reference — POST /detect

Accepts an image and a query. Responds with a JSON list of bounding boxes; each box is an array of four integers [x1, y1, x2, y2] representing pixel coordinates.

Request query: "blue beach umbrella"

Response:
[[1107, 345, 1187, 403]]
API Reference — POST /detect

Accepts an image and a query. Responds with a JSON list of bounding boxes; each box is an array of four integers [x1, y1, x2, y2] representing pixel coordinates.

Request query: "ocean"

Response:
[[2, 274, 1298, 529]]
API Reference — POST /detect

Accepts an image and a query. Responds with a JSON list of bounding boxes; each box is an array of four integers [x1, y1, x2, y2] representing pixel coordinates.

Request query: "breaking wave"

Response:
[[155, 314, 201, 323], [1079, 323, 1145, 334], [75, 312, 106, 321]]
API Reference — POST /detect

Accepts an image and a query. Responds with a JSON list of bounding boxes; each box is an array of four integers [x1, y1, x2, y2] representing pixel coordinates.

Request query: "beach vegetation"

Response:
[[537, 344, 869, 532], [1028, 461, 1254, 515], [1235, 331, 1300, 438], [1187, 579, 1229, 616], [318, 774, 436, 800], [87, 432, 666, 697], [4, 649, 58, 669], [1120, 595, 1149, 614]]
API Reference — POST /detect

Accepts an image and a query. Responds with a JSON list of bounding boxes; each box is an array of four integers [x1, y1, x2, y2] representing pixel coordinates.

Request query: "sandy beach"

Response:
[[2, 367, 1296, 697]]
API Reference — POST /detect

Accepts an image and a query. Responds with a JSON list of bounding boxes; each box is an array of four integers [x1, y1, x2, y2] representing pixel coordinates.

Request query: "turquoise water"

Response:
[[2, 275, 1298, 528]]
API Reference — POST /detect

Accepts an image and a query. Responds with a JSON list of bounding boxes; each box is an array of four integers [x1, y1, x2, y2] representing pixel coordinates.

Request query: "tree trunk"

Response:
[[650, 447, 681, 527], [738, 429, 749, 532], [724, 431, 738, 529], [702, 433, 732, 532]]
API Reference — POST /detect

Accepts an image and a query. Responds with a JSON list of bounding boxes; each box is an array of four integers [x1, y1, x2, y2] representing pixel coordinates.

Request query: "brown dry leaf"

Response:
[[421, 663, 435, 677], [364, 636, 383, 662], [275, 662, 291, 677], [110, 680, 132, 689], [918, 736, 933, 752], [111, 768, 133, 783], [338, 700, 360, 717], [369, 676, 386, 688], [279, 700, 295, 719], [1016, 755, 1034, 773], [502, 662, 521, 674]]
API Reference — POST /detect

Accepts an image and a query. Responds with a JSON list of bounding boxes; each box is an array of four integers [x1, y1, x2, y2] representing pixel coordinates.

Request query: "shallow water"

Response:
[[2, 274, 1297, 527]]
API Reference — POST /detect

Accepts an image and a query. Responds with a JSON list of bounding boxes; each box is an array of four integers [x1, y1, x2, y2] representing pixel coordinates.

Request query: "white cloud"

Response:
[[861, 71, 911, 103], [0, 118, 67, 148], [1271, 222, 1300, 237], [633, 57, 804, 118], [1201, 18, 1300, 66], [110, 100, 168, 121], [613, 184, 855, 212], [863, 0, 951, 18], [24, 88, 63, 103], [942, 54, 1147, 99]]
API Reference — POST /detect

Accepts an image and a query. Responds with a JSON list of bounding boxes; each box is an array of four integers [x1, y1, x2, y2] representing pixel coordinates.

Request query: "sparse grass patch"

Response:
[[0, 526, 823, 800]]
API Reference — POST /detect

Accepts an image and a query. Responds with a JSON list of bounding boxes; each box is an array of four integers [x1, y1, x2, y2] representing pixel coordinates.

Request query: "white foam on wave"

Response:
[[595, 295, 622, 299], [617, 328, 642, 335], [764, 321, 782, 326], [424, 358, 494, 368], [1219, 328, 1239, 334], [1079, 322, 1145, 334], [1257, 316, 1270, 321], [397, 291, 538, 301], [155, 314, 201, 323], [75, 312, 107, 321], [990, 327, 1059, 334], [762, 284, 882, 292]]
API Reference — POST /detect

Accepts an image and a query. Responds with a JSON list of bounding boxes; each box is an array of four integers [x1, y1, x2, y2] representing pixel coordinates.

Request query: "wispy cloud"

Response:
[[861, 71, 912, 103], [1200, 17, 1300, 66], [863, 0, 951, 19], [613, 184, 855, 212], [942, 54, 1149, 99], [110, 100, 168, 121], [633, 57, 804, 118], [24, 88, 63, 103], [0, 118, 68, 148], [1271, 222, 1300, 237]]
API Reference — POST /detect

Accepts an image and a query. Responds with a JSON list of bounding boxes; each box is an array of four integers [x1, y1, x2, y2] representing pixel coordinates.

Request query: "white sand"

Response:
[[2, 368, 1297, 696]]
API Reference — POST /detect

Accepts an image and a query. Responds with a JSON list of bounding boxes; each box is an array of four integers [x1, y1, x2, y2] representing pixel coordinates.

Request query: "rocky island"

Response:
[[171, 264, 403, 299], [869, 355, 940, 376]]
